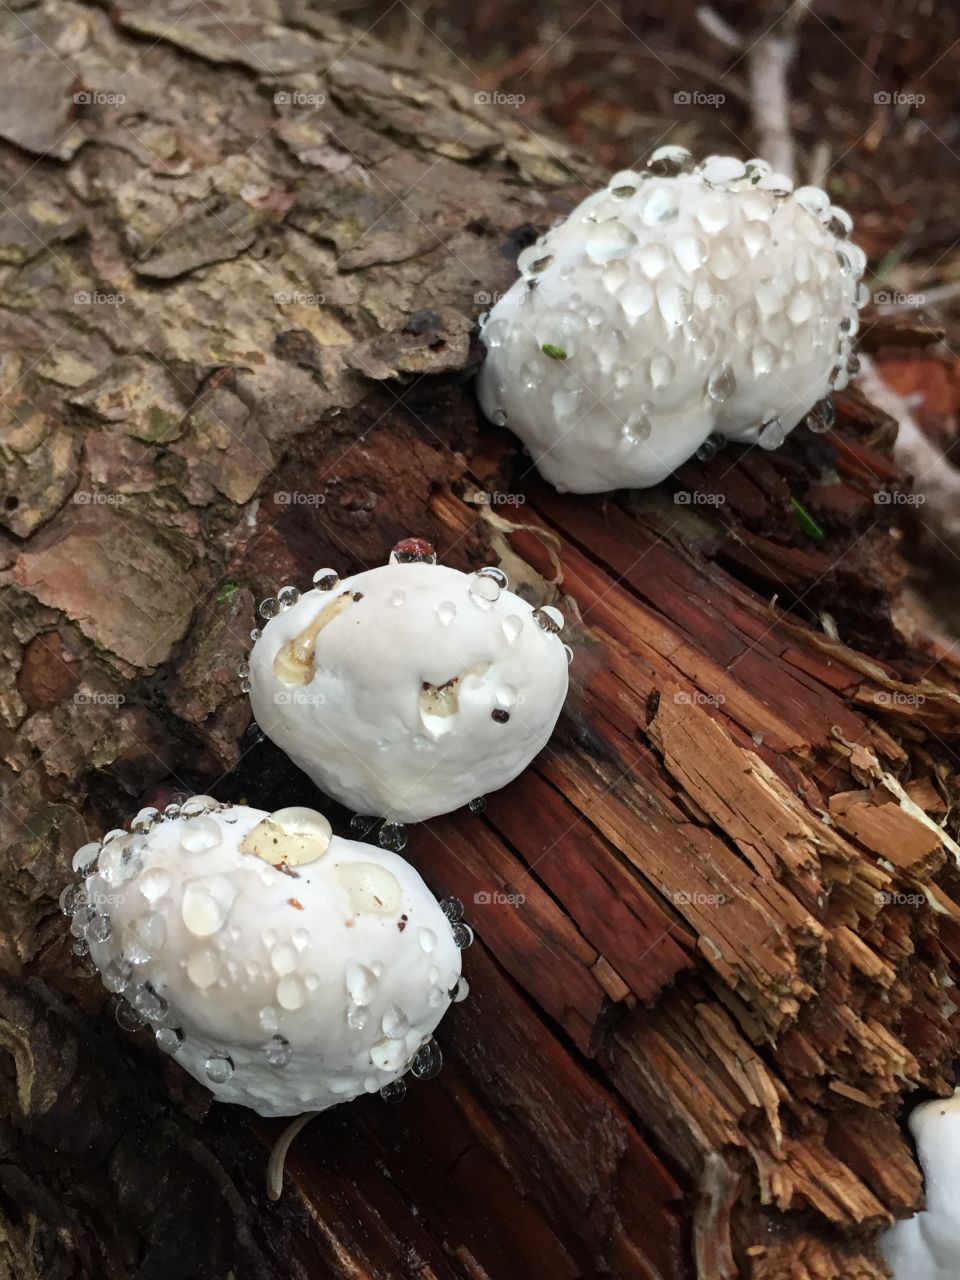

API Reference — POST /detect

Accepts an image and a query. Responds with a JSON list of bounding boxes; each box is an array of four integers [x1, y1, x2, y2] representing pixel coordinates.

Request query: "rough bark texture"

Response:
[[1, 3, 959, 1279]]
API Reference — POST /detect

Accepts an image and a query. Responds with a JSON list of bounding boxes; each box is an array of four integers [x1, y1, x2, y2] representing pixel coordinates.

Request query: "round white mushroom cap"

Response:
[[476, 148, 864, 493], [881, 1089, 960, 1280], [67, 799, 466, 1118], [246, 548, 569, 824]]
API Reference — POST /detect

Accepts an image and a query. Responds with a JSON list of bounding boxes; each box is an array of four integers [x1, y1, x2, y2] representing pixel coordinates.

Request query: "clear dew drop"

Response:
[[418, 927, 437, 954], [491, 408, 508, 426], [602, 259, 630, 294], [205, 1055, 234, 1085], [155, 1026, 183, 1055], [468, 570, 502, 606], [453, 978, 470, 1004], [371, 1037, 406, 1072], [585, 219, 638, 264], [265, 1035, 292, 1067], [647, 145, 693, 177], [60, 884, 86, 916], [181, 795, 218, 819], [436, 600, 457, 627], [700, 155, 747, 185], [348, 1004, 370, 1031], [186, 947, 221, 989], [751, 341, 777, 376], [313, 568, 340, 591], [452, 922, 474, 949], [346, 963, 379, 1005], [637, 242, 670, 278], [428, 984, 445, 1008], [131, 983, 167, 1023], [378, 822, 407, 853], [126, 912, 166, 964], [349, 814, 377, 838], [638, 185, 679, 225], [250, 628, 262, 643], [758, 417, 785, 450], [808, 398, 835, 434], [440, 896, 464, 923], [271, 944, 297, 976], [259, 1005, 280, 1033], [72, 842, 101, 876], [794, 185, 830, 217], [113, 998, 143, 1032], [181, 879, 233, 937], [278, 585, 300, 609], [517, 246, 553, 275], [501, 615, 523, 645], [673, 234, 707, 271], [648, 354, 675, 390], [389, 538, 437, 565], [619, 280, 653, 320], [696, 197, 731, 235], [102, 828, 127, 846], [180, 816, 222, 853], [411, 1040, 443, 1080], [707, 363, 737, 402], [483, 317, 511, 349], [259, 597, 279, 620], [85, 914, 112, 944], [132, 808, 161, 834], [534, 604, 564, 634], [277, 975, 306, 1010], [468, 796, 487, 813], [390, 589, 406, 608], [708, 242, 740, 280], [382, 1005, 410, 1039], [380, 1078, 407, 1103], [788, 289, 814, 325], [101, 957, 132, 994]]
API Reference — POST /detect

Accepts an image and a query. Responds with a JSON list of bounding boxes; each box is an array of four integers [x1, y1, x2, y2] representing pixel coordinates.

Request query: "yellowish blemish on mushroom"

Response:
[[418, 662, 490, 735], [273, 592, 356, 684], [240, 806, 332, 866]]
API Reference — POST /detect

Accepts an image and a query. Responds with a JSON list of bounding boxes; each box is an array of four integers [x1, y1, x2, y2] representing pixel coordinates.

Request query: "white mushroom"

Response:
[[476, 147, 865, 493], [246, 541, 569, 828], [881, 1089, 960, 1280], [64, 798, 467, 1137]]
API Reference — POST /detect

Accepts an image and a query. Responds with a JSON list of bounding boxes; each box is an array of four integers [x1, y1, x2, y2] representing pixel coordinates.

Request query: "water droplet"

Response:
[[619, 280, 653, 320], [453, 978, 470, 1003], [808, 398, 835, 434], [132, 982, 167, 1022], [346, 963, 379, 1006], [585, 219, 638, 263], [259, 1005, 280, 1033], [757, 172, 793, 196], [435, 600, 458, 628], [60, 884, 86, 916], [187, 948, 221, 989], [278, 585, 300, 609], [181, 878, 235, 937], [85, 914, 112, 944], [708, 242, 739, 280], [697, 197, 731, 235], [347, 1004, 370, 1030], [437, 902, 463, 933], [411, 1040, 443, 1080], [265, 1034, 292, 1067], [156, 1026, 184, 1054], [647, 145, 693, 177], [259, 597, 279, 620], [380, 1078, 407, 1102], [126, 912, 166, 964], [72, 842, 101, 876], [452, 922, 474, 949], [132, 808, 161, 834], [382, 1005, 409, 1039], [250, 628, 262, 643], [563, 644, 574, 664], [101, 957, 132, 993], [349, 814, 377, 838], [638, 185, 679, 225], [794, 185, 830, 217], [501, 615, 523, 644], [181, 796, 218, 819], [468, 796, 487, 814], [371, 1037, 406, 1072], [469, 571, 501, 606], [701, 155, 746, 185], [787, 289, 814, 325], [491, 407, 508, 426], [389, 538, 437, 565], [271, 944, 297, 976], [483, 317, 511, 349], [637, 243, 670, 277], [707, 363, 737, 402], [113, 998, 143, 1032], [758, 417, 785, 450], [648, 354, 675, 389], [277, 975, 305, 1010], [180, 816, 222, 853], [827, 206, 853, 237], [673, 234, 707, 271], [339, 862, 402, 914], [313, 568, 339, 590], [378, 822, 407, 853], [205, 1055, 234, 1084], [751, 341, 777, 376], [418, 927, 438, 955], [390, 589, 406, 607], [534, 605, 564, 634]]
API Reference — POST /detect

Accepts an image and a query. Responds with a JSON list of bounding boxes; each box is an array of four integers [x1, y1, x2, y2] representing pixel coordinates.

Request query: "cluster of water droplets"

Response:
[[479, 145, 867, 483]]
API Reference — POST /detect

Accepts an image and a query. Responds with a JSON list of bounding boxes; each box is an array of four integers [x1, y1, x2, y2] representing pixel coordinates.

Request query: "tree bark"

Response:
[[1, 3, 958, 1279]]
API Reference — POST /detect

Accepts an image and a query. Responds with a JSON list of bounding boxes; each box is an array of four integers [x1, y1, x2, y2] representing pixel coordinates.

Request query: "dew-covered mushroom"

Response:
[[246, 542, 569, 829], [63, 796, 469, 1193], [881, 1089, 960, 1279], [476, 148, 865, 493]]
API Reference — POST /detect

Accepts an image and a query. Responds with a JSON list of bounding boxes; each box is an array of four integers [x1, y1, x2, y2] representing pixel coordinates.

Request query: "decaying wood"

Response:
[[1, 3, 959, 1279]]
